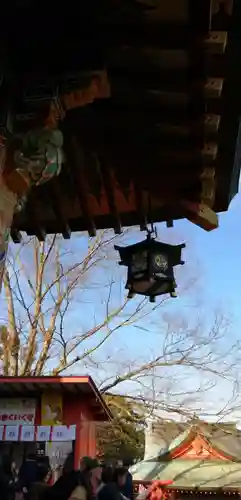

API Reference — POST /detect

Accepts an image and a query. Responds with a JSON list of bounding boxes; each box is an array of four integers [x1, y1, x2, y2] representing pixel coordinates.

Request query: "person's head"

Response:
[[81, 457, 102, 481], [43, 470, 92, 500], [114, 468, 127, 488], [63, 453, 74, 475], [80, 456, 89, 472], [122, 458, 132, 469], [90, 461, 102, 484], [80, 457, 102, 494], [101, 467, 114, 484], [36, 462, 51, 483]]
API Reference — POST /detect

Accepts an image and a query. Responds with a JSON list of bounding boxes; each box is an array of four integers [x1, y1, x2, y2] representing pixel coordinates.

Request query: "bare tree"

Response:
[[0, 231, 240, 422]]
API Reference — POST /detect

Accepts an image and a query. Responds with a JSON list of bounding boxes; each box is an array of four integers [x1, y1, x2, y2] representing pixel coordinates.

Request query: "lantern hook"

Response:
[[145, 195, 157, 239], [146, 221, 157, 240]]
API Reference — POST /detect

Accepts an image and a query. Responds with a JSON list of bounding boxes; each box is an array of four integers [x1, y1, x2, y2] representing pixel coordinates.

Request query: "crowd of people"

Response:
[[0, 453, 134, 500]]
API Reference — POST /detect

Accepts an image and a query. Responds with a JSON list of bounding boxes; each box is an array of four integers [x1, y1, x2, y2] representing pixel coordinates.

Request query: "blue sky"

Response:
[[176, 190, 241, 311]]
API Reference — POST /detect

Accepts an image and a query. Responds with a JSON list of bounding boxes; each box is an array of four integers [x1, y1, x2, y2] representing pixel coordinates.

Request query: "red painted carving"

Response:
[[171, 434, 228, 461]]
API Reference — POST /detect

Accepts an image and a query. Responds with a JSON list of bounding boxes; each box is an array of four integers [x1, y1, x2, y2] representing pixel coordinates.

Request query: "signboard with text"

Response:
[[0, 424, 76, 442], [0, 398, 36, 425]]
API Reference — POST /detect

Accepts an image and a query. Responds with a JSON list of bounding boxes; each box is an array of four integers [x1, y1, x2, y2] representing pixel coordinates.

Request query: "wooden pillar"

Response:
[[74, 423, 82, 470], [88, 422, 97, 457], [0, 180, 17, 292], [74, 421, 97, 468]]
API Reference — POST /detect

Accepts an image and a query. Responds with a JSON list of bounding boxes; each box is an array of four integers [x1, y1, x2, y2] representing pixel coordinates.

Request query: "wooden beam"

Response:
[[94, 100, 189, 124], [69, 138, 96, 237], [55, 25, 197, 48], [109, 39, 228, 93], [213, 0, 241, 210], [94, 106, 221, 133], [204, 78, 224, 97], [15, 206, 184, 237], [98, 131, 203, 150], [205, 31, 228, 54], [111, 68, 192, 94], [48, 180, 71, 240], [134, 184, 148, 231], [113, 83, 189, 107], [24, 194, 46, 242], [44, 25, 227, 52], [96, 114, 221, 145], [204, 114, 221, 134], [110, 78, 223, 115], [186, 0, 210, 151], [99, 156, 122, 234], [109, 46, 188, 68], [115, 150, 203, 168], [202, 142, 218, 162]]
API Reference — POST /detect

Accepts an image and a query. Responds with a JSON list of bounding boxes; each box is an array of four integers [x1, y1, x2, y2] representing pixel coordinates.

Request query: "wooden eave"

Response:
[[159, 427, 241, 463], [1, 0, 240, 240], [0, 376, 112, 421]]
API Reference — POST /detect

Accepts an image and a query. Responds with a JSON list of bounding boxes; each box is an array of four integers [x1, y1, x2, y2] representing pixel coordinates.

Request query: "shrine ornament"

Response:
[[115, 225, 185, 303]]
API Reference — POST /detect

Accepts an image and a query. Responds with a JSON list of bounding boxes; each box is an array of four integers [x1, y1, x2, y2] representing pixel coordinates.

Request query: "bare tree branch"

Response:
[[3, 270, 19, 375], [0, 231, 240, 429]]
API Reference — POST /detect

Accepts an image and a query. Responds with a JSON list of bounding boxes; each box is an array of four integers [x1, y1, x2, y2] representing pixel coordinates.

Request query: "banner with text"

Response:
[[0, 398, 36, 425], [0, 424, 76, 442]]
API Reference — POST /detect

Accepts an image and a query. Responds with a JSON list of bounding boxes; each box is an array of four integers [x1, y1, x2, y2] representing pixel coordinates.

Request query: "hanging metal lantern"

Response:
[[115, 228, 185, 302]]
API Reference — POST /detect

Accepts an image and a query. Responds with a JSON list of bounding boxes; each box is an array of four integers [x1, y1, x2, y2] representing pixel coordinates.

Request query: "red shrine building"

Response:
[[0, 376, 111, 470], [132, 422, 241, 498]]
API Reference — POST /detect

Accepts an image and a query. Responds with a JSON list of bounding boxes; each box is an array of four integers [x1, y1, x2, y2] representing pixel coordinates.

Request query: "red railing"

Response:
[[133, 479, 151, 495], [133, 480, 174, 500]]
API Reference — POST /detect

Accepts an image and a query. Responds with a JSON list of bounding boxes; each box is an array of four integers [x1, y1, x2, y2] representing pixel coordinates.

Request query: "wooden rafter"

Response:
[[7, 0, 239, 239]]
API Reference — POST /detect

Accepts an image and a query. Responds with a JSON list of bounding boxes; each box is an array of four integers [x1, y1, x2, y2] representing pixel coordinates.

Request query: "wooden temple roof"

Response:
[[0, 376, 112, 421], [132, 423, 241, 489], [2, 0, 241, 241]]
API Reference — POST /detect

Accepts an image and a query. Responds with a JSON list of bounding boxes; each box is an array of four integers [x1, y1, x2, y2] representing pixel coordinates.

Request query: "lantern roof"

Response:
[[115, 238, 185, 267], [1, 0, 241, 241]]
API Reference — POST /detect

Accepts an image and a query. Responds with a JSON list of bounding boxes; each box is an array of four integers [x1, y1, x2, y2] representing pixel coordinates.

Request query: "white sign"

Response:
[[20, 425, 35, 442], [52, 425, 75, 442], [0, 398, 36, 425], [47, 441, 73, 469], [5, 425, 19, 441], [0, 424, 76, 442], [0, 426, 4, 440], [68, 425, 76, 441], [36, 425, 51, 441]]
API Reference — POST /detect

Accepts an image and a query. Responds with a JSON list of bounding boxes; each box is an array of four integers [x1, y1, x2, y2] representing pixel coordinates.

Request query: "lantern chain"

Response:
[[145, 196, 157, 239]]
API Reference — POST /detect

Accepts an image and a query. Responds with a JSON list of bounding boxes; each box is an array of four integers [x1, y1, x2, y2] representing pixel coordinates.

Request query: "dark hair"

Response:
[[113, 468, 127, 483], [63, 453, 74, 475], [101, 467, 114, 484], [36, 462, 50, 482], [122, 458, 132, 468], [43, 470, 92, 500]]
